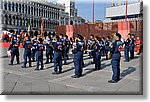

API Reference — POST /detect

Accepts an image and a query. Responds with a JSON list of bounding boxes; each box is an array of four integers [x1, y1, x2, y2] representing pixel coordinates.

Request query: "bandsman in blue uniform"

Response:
[[72, 34, 84, 78], [62, 35, 70, 65], [88, 34, 96, 64], [124, 34, 132, 62], [130, 34, 136, 59], [52, 35, 63, 74], [81, 36, 85, 68], [101, 37, 106, 56], [44, 35, 53, 64], [108, 33, 123, 83], [105, 36, 110, 60], [31, 35, 38, 62], [22, 36, 32, 68], [8, 35, 20, 65], [93, 36, 103, 71], [35, 38, 45, 71]]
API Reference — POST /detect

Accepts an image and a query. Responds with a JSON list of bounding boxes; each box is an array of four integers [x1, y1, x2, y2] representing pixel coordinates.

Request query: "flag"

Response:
[[18, 21, 21, 35], [40, 20, 44, 38], [28, 23, 31, 36]]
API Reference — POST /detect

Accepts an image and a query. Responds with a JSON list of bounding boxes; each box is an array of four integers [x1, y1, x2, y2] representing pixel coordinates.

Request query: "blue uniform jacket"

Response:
[[36, 43, 45, 57], [73, 41, 84, 61], [23, 40, 32, 54], [124, 38, 132, 46]]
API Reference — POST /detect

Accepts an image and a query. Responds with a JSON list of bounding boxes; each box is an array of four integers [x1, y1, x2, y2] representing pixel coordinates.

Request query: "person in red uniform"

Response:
[[135, 37, 142, 55]]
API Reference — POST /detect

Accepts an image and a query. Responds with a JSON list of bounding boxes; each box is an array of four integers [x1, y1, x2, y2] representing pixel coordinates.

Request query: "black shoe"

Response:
[[40, 68, 44, 70], [21, 66, 26, 68], [9, 63, 13, 65], [44, 62, 49, 64], [17, 62, 20, 64], [71, 75, 80, 78], [108, 80, 118, 83], [130, 58, 134, 60], [35, 68, 39, 71], [91, 62, 94, 64], [29, 65, 32, 67], [52, 72, 58, 75], [124, 60, 129, 62], [32, 60, 35, 62], [93, 69, 97, 71], [50, 61, 53, 63], [63, 63, 67, 65], [58, 71, 62, 74]]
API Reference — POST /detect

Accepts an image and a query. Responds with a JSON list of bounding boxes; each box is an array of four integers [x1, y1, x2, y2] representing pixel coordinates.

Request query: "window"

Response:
[[8, 1, 11, 11], [16, 3, 18, 12], [19, 4, 21, 13], [22, 4, 24, 13], [25, 5, 27, 14], [28, 6, 30, 14], [12, 2, 14, 11], [4, 1, 7, 10], [31, 7, 33, 15], [1, 0, 3, 9]]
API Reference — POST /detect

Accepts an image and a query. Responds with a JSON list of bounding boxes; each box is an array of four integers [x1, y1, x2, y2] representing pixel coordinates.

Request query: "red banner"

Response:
[[118, 21, 130, 40], [66, 25, 73, 38]]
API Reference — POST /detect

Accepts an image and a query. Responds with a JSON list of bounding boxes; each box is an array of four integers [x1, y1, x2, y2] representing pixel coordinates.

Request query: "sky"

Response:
[[75, 0, 139, 22], [76, 1, 109, 22], [48, 0, 140, 22]]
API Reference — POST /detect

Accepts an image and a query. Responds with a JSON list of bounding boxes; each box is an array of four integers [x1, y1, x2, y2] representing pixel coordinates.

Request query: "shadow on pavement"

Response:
[[101, 63, 111, 69], [120, 67, 136, 79], [61, 67, 74, 74]]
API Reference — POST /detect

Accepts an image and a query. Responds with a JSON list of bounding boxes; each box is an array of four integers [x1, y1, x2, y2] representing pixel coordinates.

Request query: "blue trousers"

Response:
[[105, 46, 109, 59], [111, 53, 121, 81], [94, 52, 101, 70], [31, 49, 36, 61], [46, 49, 53, 62], [63, 46, 67, 64], [54, 52, 62, 72], [74, 51, 83, 77], [124, 46, 130, 61], [10, 48, 19, 64], [36, 52, 43, 69], [130, 45, 135, 59], [24, 51, 31, 66]]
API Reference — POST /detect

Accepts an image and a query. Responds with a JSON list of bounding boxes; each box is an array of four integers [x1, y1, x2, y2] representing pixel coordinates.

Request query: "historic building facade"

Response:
[[0, 0, 85, 36]]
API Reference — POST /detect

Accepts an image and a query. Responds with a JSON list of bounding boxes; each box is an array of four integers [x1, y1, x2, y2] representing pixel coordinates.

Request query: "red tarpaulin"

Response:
[[118, 21, 130, 40], [66, 25, 73, 38]]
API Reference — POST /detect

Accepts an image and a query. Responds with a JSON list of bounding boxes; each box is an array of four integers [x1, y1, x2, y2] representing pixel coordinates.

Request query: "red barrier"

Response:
[[0, 42, 23, 48]]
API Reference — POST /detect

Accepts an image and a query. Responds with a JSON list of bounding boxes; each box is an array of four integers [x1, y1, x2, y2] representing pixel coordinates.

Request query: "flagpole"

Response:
[[125, 0, 128, 30], [92, 0, 94, 24]]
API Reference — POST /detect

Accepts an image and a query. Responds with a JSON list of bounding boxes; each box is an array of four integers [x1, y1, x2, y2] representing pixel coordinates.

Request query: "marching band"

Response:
[[6, 31, 142, 83]]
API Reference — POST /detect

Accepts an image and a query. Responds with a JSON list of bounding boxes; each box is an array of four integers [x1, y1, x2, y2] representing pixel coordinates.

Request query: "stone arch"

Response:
[[4, 1, 7, 10], [15, 16, 19, 26], [31, 18, 33, 27], [12, 16, 15, 25], [70, 20, 73, 25], [12, 2, 15, 11], [34, 19, 36, 27], [4, 15, 8, 25], [8, 1, 11, 11], [19, 17, 22, 26], [8, 15, 12, 25], [19, 3, 21, 13], [22, 4, 24, 13], [15, 3, 18, 12]]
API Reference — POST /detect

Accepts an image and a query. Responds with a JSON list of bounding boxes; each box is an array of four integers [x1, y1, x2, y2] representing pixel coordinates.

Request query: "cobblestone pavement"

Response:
[[0, 48, 143, 95]]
